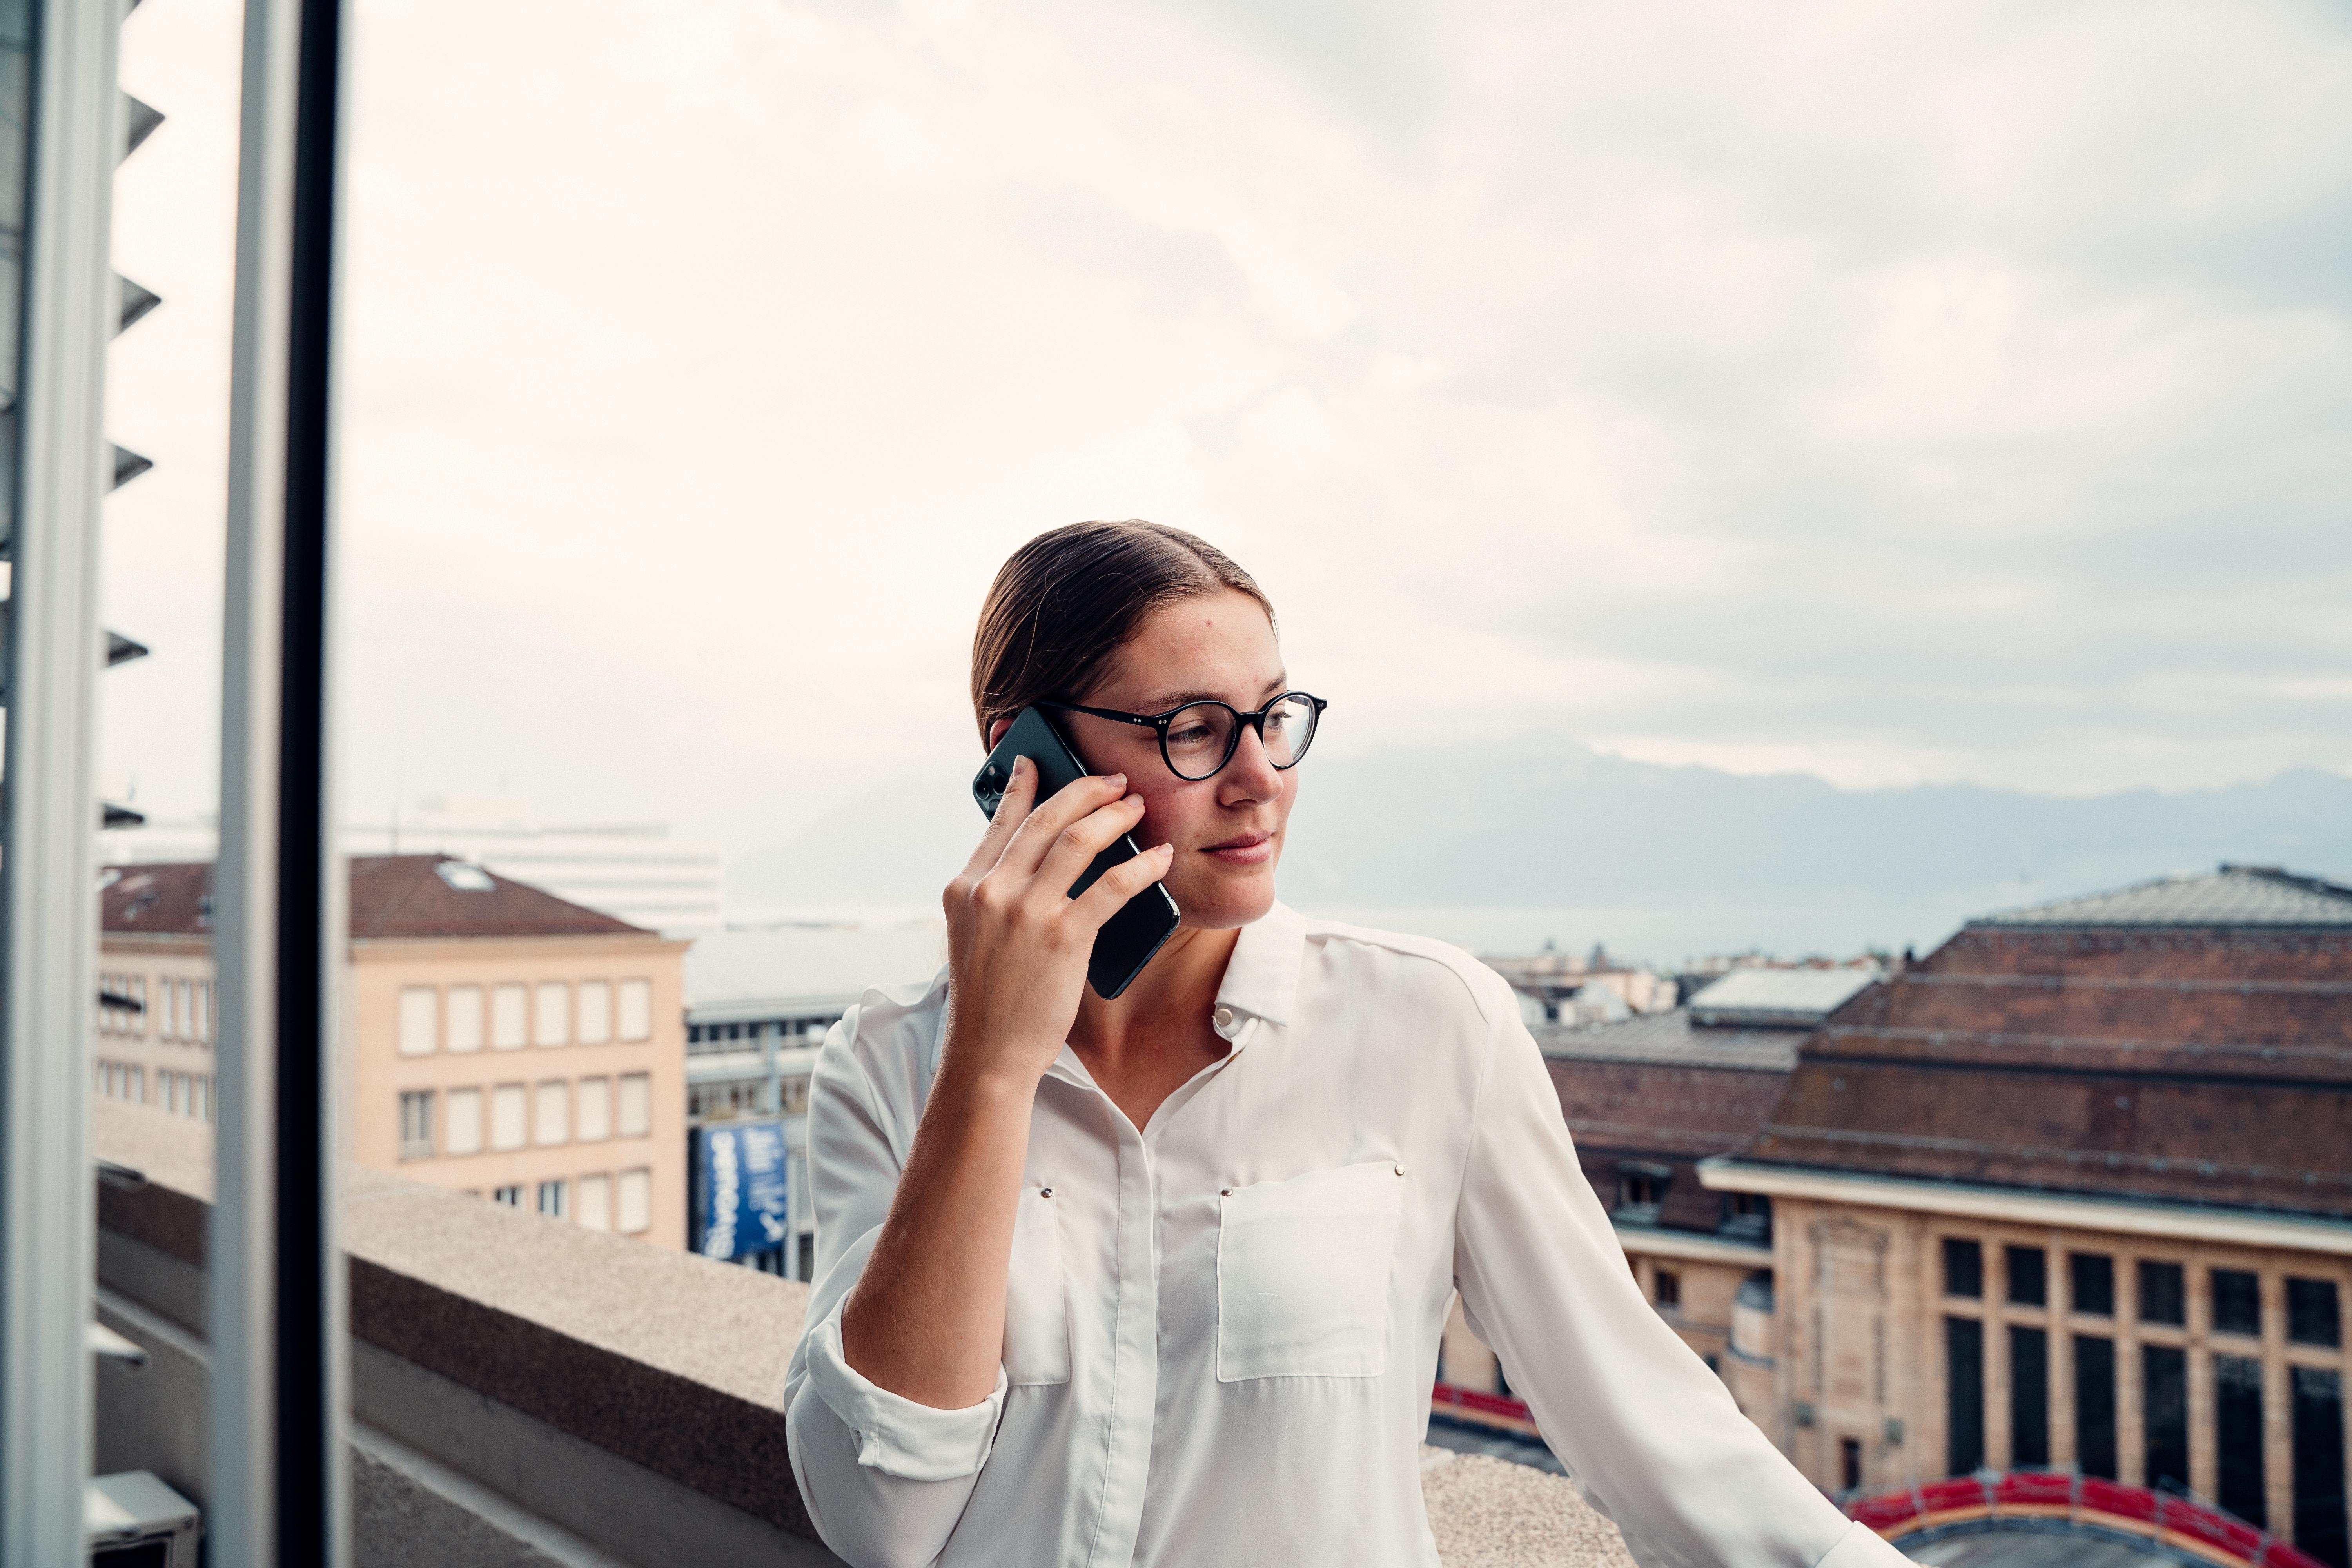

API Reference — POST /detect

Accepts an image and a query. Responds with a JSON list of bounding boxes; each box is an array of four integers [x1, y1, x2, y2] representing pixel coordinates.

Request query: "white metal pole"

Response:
[[212, 0, 350, 1557], [0, 0, 124, 1557]]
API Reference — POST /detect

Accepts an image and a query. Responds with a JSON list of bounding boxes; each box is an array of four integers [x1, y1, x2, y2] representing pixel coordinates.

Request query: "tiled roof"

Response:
[[1973, 863, 2352, 929], [1685, 967, 1878, 1026], [102, 857, 649, 941], [1537, 1010, 1801, 1073], [1738, 900, 2352, 1219], [100, 862, 213, 935]]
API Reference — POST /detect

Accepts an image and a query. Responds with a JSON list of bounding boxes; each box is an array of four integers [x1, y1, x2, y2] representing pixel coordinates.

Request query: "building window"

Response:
[[131, 978, 147, 1036], [2074, 1334, 2117, 1479], [577, 980, 612, 1044], [174, 980, 193, 1038], [492, 984, 528, 1049], [577, 1174, 612, 1232], [2217, 1354, 2268, 1526], [1839, 1437, 1862, 1493], [490, 1084, 528, 1151], [2008, 1325, 2049, 1467], [445, 1088, 483, 1156], [2288, 1278, 2342, 1348], [492, 1185, 524, 1208], [618, 978, 652, 1042], [398, 987, 437, 1056], [398, 1090, 435, 1160], [2138, 1259, 2185, 1325], [196, 981, 212, 1041], [1615, 1163, 1670, 1222], [1942, 1238, 1982, 1299], [2005, 1245, 2046, 1307], [1945, 1317, 1984, 1476], [535, 1080, 570, 1146], [131, 1067, 146, 1103], [576, 1077, 611, 1142], [447, 985, 485, 1053], [535, 982, 571, 1047], [617, 1073, 651, 1137], [1654, 1270, 1681, 1310], [2212, 1268, 2261, 1337], [536, 1180, 568, 1219], [194, 1075, 212, 1123], [2143, 1343, 2189, 1492], [2291, 1367, 2347, 1567], [616, 1168, 651, 1234], [1720, 1191, 1771, 1243], [2069, 1252, 2113, 1316]]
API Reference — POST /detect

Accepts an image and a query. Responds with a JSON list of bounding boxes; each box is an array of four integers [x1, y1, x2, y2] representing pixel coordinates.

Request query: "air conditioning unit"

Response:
[[86, 1471, 200, 1568]]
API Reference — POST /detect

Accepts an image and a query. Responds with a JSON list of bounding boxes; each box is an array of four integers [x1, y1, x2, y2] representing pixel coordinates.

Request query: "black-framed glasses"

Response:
[[1045, 691, 1328, 782]]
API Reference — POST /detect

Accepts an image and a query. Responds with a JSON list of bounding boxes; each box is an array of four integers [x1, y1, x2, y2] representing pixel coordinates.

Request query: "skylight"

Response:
[[435, 862, 496, 893]]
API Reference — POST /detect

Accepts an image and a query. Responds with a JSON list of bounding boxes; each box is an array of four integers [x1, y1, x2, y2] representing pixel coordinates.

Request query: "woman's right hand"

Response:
[[939, 756, 1175, 1087]]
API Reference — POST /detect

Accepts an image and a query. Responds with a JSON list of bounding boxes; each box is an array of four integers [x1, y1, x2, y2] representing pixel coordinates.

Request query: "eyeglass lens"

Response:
[[1164, 694, 1318, 780]]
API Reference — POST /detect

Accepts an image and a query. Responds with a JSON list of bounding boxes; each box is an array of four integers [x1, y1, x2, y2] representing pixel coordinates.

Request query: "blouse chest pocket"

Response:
[[1002, 1186, 1071, 1387], [1216, 1161, 1403, 1382]]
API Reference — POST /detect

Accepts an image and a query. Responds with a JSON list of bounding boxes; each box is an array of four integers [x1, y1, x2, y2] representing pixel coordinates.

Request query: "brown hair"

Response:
[[971, 520, 1274, 743]]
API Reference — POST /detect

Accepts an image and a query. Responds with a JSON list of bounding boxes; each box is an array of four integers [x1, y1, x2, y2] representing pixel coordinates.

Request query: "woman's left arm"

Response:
[[1451, 978, 1915, 1568]]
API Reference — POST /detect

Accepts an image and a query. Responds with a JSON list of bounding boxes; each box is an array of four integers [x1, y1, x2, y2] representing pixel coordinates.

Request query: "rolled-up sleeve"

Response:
[[1451, 980, 1915, 1568], [786, 1007, 1005, 1568]]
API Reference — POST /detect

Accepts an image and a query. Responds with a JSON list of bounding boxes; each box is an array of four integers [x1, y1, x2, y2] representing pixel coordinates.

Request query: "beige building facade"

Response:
[[99, 856, 688, 1250]]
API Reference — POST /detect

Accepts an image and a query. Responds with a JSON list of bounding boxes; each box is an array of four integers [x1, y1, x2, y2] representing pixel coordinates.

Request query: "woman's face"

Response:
[[1060, 589, 1296, 932]]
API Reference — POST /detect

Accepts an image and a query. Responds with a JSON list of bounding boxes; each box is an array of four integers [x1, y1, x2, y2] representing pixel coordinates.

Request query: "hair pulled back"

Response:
[[971, 521, 1274, 744]]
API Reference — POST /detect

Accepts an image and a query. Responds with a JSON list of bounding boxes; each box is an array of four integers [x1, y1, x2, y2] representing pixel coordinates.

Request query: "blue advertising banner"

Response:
[[695, 1120, 790, 1260]]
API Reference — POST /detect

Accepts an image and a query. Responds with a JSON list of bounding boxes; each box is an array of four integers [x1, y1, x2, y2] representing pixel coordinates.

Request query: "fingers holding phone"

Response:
[[941, 759, 1173, 1085]]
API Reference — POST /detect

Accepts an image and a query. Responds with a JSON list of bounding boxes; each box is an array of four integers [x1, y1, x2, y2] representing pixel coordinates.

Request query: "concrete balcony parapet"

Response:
[[92, 1099, 1626, 1567]]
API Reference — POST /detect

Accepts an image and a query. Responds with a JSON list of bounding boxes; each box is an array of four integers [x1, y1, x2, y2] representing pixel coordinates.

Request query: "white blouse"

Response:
[[785, 903, 1913, 1568]]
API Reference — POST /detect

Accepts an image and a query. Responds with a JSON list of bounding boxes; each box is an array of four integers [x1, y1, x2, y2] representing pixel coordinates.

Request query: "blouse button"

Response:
[[1211, 1005, 1237, 1035], [1220, 1188, 1234, 1198], [1394, 1163, 1407, 1177], [1039, 1187, 1053, 1198]]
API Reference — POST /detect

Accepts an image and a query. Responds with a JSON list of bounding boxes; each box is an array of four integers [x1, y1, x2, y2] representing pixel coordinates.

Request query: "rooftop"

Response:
[[684, 921, 947, 1019], [1973, 862, 2352, 929], [1537, 1010, 1802, 1073], [1684, 967, 1880, 1028], [100, 856, 654, 942]]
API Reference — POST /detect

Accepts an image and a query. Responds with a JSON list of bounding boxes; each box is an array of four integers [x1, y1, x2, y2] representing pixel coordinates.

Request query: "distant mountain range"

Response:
[[726, 745, 2352, 964]]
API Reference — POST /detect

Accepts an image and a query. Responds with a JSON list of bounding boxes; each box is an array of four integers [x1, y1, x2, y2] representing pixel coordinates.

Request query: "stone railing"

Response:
[[91, 1100, 1629, 1568]]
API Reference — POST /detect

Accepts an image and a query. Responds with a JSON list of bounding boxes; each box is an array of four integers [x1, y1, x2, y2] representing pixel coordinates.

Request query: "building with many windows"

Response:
[[1705, 865, 2351, 1565], [678, 920, 946, 1278], [98, 856, 690, 1247]]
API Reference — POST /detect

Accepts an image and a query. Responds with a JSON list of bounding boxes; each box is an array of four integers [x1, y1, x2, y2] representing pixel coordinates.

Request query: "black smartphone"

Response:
[[972, 706, 1181, 1000]]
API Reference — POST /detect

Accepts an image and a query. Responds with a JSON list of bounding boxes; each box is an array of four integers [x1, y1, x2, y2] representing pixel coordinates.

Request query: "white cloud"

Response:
[[98, 0, 2352, 853]]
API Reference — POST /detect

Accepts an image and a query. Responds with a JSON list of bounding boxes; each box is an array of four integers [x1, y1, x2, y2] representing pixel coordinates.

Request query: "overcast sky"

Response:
[[100, 0, 2352, 859]]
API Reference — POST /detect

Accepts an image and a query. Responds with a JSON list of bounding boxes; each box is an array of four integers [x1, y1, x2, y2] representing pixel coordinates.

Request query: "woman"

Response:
[[784, 521, 1911, 1568]]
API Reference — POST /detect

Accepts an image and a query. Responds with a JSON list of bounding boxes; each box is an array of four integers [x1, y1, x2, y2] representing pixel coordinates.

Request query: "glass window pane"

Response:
[[2069, 1252, 2113, 1316], [576, 1077, 611, 1142], [397, 986, 437, 1056], [577, 980, 612, 1044], [492, 983, 528, 1049], [2213, 1268, 2262, 1337], [577, 1174, 612, 1232], [446, 1089, 484, 1156], [446, 985, 485, 1053], [2138, 1260, 2185, 1325], [2288, 1278, 2342, 1348], [617, 1073, 650, 1137], [618, 978, 652, 1041], [617, 1169, 651, 1234], [535, 1081, 570, 1146], [2005, 1245, 2045, 1307], [1942, 1237, 1982, 1299], [534, 982, 570, 1047], [491, 1084, 528, 1151]]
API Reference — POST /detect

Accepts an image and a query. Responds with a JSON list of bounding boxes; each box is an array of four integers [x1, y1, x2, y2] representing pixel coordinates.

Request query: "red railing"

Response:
[[1430, 1380, 1534, 1425], [1846, 1471, 2331, 1568]]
